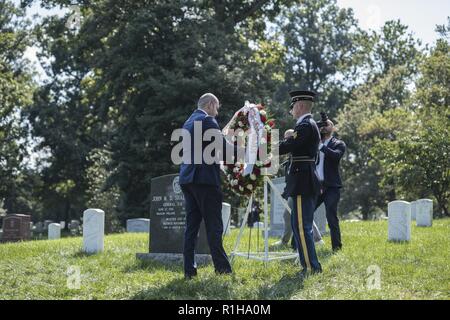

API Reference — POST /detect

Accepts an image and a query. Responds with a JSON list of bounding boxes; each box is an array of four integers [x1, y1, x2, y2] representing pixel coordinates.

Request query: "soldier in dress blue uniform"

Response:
[[179, 93, 235, 279], [279, 90, 323, 275]]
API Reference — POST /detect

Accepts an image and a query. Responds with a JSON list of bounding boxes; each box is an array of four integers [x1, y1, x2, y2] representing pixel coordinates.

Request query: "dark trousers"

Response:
[[181, 184, 232, 276], [289, 195, 322, 271], [315, 187, 342, 250]]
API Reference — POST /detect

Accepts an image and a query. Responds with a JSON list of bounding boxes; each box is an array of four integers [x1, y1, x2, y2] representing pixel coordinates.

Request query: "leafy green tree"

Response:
[[336, 67, 414, 219], [371, 20, 422, 77], [24, 9, 104, 222], [277, 0, 367, 120], [435, 16, 450, 40], [336, 20, 422, 219], [0, 1, 36, 215], [85, 148, 122, 232], [24, 0, 292, 220], [368, 39, 450, 217]]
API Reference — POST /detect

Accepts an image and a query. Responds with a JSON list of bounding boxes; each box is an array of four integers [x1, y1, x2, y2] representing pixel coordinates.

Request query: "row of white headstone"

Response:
[[46, 209, 104, 253], [47, 203, 233, 254], [388, 199, 433, 242]]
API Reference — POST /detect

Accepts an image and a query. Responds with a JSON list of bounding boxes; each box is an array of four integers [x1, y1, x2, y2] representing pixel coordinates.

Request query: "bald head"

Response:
[[198, 93, 220, 117]]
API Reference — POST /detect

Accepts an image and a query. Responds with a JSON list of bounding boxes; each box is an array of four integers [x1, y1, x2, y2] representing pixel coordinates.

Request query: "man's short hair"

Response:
[[327, 119, 337, 132], [294, 100, 313, 110], [198, 93, 218, 110]]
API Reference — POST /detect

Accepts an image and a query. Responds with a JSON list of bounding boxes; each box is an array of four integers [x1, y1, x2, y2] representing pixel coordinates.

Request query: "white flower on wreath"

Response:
[[250, 174, 257, 181], [246, 184, 253, 190], [263, 155, 272, 164], [239, 186, 244, 191], [238, 121, 244, 127], [259, 110, 267, 117], [233, 166, 240, 173]]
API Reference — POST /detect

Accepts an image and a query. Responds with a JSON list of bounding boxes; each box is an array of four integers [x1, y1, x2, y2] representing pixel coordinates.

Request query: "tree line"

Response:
[[0, 0, 448, 231]]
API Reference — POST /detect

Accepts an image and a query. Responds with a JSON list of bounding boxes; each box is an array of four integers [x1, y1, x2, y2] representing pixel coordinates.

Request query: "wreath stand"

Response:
[[230, 175, 298, 265]]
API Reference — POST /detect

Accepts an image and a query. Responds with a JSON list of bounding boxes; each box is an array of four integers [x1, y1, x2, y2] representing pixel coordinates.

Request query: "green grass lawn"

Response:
[[0, 219, 449, 300]]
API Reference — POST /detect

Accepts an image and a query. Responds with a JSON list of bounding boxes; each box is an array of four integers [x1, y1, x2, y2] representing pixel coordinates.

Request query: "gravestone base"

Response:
[[136, 253, 212, 265], [268, 227, 284, 238]]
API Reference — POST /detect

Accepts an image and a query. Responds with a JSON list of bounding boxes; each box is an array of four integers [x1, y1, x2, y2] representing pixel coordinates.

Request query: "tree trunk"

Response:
[[434, 192, 449, 217]]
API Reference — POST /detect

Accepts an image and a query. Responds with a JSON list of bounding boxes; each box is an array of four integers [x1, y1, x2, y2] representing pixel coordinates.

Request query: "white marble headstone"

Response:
[[253, 222, 266, 229], [59, 221, 66, 229], [410, 201, 418, 221], [268, 177, 287, 237], [237, 208, 246, 225], [126, 218, 150, 233], [313, 203, 327, 235], [222, 202, 231, 235], [416, 199, 433, 227], [388, 201, 411, 242], [83, 209, 105, 253], [48, 223, 61, 240]]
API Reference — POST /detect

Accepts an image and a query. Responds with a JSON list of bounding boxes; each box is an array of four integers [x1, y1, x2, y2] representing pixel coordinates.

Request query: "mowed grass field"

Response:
[[0, 219, 449, 300]]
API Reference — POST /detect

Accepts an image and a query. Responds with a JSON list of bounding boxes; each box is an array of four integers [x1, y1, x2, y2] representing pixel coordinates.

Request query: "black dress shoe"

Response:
[[184, 273, 197, 280], [311, 267, 323, 275], [299, 268, 322, 278], [298, 269, 308, 278], [215, 269, 233, 275], [184, 269, 197, 280]]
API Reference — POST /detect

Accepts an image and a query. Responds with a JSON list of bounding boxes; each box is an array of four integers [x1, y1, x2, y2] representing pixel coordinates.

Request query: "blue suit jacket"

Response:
[[319, 136, 346, 188], [179, 110, 225, 187]]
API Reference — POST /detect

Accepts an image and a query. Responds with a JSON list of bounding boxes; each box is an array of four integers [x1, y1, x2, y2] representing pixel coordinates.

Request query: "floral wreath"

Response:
[[222, 102, 275, 196]]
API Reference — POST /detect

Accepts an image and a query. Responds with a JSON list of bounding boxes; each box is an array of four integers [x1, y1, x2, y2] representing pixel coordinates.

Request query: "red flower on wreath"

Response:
[[222, 102, 275, 197]]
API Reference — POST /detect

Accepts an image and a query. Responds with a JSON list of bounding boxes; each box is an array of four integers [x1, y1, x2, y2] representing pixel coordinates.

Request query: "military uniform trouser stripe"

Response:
[[296, 195, 311, 270]]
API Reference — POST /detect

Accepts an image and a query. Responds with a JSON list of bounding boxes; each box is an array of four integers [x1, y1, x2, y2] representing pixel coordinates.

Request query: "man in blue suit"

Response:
[[315, 120, 346, 251], [179, 93, 235, 279]]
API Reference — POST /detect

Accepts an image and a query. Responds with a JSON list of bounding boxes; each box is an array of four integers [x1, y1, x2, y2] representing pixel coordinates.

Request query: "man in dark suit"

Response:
[[315, 119, 346, 251], [179, 93, 235, 279], [279, 90, 322, 275]]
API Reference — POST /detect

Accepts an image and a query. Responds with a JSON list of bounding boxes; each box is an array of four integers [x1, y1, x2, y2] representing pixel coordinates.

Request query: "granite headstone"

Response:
[[1, 214, 31, 242], [149, 174, 209, 254]]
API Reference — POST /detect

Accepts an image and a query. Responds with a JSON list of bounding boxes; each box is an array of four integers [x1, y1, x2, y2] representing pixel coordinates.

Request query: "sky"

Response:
[[18, 0, 450, 79], [336, 0, 450, 46]]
